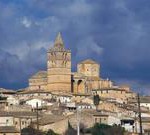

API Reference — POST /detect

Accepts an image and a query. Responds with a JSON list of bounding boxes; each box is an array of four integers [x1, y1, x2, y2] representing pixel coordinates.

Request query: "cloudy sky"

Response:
[[0, 0, 150, 94]]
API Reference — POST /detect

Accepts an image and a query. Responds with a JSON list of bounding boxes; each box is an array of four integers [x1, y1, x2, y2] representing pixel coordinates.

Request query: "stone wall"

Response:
[[39, 118, 68, 134], [14, 117, 36, 131], [0, 116, 14, 126], [47, 39, 71, 93], [29, 78, 47, 91], [68, 111, 94, 129], [77, 63, 100, 77], [0, 133, 20, 135], [96, 89, 129, 103]]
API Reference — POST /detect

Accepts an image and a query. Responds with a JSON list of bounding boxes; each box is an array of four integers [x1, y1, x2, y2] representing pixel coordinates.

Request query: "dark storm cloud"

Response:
[[0, 0, 150, 94], [0, 47, 47, 89]]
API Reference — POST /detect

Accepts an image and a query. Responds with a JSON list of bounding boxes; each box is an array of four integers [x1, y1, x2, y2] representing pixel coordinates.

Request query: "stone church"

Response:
[[28, 33, 113, 94]]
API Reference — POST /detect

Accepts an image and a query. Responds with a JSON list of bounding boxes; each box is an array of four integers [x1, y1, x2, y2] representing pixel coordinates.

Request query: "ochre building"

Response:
[[28, 33, 113, 94]]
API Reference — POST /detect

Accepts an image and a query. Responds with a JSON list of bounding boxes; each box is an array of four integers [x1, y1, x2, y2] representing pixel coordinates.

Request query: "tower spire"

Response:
[[54, 32, 64, 48]]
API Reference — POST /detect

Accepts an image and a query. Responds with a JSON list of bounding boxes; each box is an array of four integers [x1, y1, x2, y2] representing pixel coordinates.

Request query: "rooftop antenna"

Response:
[[77, 107, 80, 135], [36, 102, 39, 130]]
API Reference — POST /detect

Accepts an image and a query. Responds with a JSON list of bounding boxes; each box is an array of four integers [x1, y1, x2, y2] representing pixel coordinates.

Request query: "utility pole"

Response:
[[90, 77, 92, 93], [137, 93, 143, 135], [77, 107, 80, 135], [19, 118, 21, 132], [134, 111, 138, 133], [36, 102, 39, 130]]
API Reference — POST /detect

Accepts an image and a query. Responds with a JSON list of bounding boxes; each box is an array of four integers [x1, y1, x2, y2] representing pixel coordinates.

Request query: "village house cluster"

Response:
[[0, 33, 150, 135]]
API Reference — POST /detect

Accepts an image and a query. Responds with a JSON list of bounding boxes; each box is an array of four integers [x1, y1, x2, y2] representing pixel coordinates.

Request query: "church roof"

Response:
[[54, 32, 64, 48], [79, 59, 98, 64], [30, 71, 47, 79]]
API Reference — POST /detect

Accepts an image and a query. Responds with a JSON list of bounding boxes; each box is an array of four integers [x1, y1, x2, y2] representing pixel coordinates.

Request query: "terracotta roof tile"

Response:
[[79, 59, 98, 64]]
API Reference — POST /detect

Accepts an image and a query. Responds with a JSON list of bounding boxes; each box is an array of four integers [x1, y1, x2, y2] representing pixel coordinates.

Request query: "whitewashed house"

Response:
[[7, 96, 19, 106], [55, 94, 72, 103], [76, 102, 93, 109], [140, 96, 150, 110], [0, 115, 13, 126], [25, 98, 46, 108]]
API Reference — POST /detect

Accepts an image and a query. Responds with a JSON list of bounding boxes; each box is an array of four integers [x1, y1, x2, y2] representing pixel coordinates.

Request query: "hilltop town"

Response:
[[0, 33, 150, 135]]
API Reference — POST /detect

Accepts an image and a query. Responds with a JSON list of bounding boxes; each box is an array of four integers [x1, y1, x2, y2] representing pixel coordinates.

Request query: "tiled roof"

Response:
[[140, 96, 150, 103], [30, 71, 47, 79], [79, 59, 98, 64], [0, 111, 37, 117], [92, 88, 126, 91], [0, 126, 20, 133], [18, 90, 51, 94], [34, 114, 66, 125], [142, 117, 150, 123], [0, 88, 16, 94]]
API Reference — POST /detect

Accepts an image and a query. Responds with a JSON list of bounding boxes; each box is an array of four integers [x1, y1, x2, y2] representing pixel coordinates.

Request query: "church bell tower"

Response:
[[47, 32, 71, 93]]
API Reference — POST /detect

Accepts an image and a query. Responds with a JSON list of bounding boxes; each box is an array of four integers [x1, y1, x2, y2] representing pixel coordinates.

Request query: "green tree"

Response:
[[21, 127, 59, 135], [93, 94, 100, 111], [65, 121, 76, 135], [21, 126, 43, 135], [91, 123, 111, 135], [45, 129, 59, 135], [90, 123, 126, 135]]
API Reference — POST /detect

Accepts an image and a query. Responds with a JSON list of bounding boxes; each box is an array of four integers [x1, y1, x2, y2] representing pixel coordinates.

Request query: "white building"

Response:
[[0, 115, 14, 126], [77, 102, 93, 109], [25, 98, 46, 108], [7, 96, 19, 106], [17, 90, 52, 101], [54, 94, 72, 103], [93, 113, 121, 126], [140, 96, 150, 110], [121, 118, 135, 132]]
